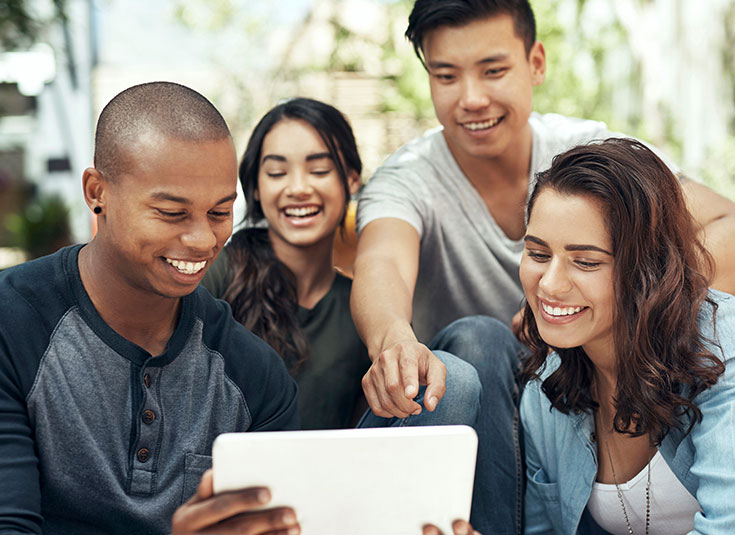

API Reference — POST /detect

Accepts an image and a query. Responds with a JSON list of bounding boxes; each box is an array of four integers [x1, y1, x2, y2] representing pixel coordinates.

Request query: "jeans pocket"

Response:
[[181, 452, 212, 504]]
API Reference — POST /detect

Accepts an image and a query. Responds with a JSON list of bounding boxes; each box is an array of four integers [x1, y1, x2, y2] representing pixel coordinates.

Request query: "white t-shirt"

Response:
[[587, 450, 701, 535], [356, 112, 679, 342]]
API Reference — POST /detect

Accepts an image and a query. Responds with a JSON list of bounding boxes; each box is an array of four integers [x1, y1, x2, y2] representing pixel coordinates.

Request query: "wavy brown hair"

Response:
[[221, 98, 361, 371], [520, 138, 724, 444]]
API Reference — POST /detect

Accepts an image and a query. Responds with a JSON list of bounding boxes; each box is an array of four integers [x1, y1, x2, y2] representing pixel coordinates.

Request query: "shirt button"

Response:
[[142, 410, 156, 425], [590, 432, 597, 443], [144, 374, 151, 388], [137, 448, 151, 463]]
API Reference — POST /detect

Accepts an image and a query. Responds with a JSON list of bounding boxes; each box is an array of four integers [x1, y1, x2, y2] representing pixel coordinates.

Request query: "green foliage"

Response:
[[0, 0, 66, 50], [378, 0, 433, 119], [5, 193, 72, 259]]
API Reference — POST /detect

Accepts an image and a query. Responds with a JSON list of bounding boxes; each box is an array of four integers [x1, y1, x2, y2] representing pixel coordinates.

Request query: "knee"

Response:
[[433, 350, 482, 405], [432, 315, 520, 370]]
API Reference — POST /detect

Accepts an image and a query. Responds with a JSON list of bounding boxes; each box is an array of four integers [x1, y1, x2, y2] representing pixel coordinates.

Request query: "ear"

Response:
[[347, 170, 361, 196], [253, 188, 260, 201], [528, 41, 546, 86], [82, 167, 108, 214]]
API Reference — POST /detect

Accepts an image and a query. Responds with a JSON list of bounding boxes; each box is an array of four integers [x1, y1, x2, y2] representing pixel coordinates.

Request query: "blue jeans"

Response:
[[358, 316, 524, 535]]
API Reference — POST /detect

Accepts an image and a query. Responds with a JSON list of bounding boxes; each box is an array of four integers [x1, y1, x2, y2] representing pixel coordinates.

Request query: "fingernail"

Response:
[[429, 396, 438, 409], [283, 511, 296, 524], [405, 385, 415, 397], [288, 527, 300, 535], [257, 489, 270, 503]]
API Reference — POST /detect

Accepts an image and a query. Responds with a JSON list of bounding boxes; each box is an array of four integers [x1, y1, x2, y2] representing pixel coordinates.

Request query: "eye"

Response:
[[526, 250, 550, 262], [574, 260, 602, 269], [432, 73, 455, 83], [265, 171, 286, 178], [208, 210, 231, 218], [485, 67, 507, 77], [157, 209, 185, 217], [311, 169, 333, 177]]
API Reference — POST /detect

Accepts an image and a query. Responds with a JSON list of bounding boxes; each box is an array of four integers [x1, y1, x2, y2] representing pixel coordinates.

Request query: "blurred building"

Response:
[[0, 0, 95, 248]]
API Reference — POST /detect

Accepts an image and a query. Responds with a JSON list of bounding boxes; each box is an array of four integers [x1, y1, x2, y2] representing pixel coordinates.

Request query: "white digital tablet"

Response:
[[212, 425, 477, 535]]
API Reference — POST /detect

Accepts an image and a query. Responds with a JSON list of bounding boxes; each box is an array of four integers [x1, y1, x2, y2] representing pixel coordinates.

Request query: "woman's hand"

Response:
[[171, 469, 300, 534], [422, 520, 480, 535]]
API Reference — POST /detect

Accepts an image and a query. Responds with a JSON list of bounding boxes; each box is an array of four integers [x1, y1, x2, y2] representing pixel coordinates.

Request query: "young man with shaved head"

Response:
[[0, 82, 303, 534], [352, 1, 735, 534]]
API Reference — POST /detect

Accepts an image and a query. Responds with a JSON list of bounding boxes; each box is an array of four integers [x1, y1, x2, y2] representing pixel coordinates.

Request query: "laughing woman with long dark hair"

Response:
[[519, 138, 735, 534]]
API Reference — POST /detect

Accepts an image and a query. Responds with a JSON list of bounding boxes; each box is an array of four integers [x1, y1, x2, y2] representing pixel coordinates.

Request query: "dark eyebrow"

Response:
[[150, 192, 191, 205], [215, 192, 238, 205], [524, 235, 612, 256], [305, 152, 332, 162], [427, 54, 509, 71], [149, 192, 237, 205], [261, 154, 286, 164], [261, 152, 332, 164], [478, 54, 509, 65], [427, 60, 457, 70]]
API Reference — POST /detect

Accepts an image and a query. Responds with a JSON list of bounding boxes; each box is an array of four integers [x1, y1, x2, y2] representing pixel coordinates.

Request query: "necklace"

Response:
[[604, 437, 651, 535]]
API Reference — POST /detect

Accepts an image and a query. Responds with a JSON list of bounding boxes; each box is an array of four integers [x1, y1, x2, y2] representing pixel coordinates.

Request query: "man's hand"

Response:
[[423, 520, 480, 535], [171, 469, 300, 534], [362, 340, 446, 418]]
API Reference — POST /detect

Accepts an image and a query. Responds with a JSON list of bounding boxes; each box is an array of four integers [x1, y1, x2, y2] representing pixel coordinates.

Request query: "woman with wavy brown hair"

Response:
[[518, 138, 735, 534]]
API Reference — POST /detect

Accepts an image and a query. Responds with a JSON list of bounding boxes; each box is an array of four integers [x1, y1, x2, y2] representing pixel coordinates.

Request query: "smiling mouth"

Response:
[[462, 117, 503, 131], [166, 258, 207, 275], [541, 302, 586, 317], [284, 206, 321, 218]]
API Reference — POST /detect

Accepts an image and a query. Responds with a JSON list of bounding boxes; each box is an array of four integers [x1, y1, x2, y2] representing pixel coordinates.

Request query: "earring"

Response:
[[93, 206, 102, 214]]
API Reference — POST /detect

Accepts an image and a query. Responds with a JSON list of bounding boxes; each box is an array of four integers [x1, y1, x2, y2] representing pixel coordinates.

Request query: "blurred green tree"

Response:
[[0, 0, 66, 50]]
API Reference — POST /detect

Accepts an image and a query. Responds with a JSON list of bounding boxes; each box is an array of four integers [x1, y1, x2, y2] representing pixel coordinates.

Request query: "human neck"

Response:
[[78, 241, 180, 356], [269, 231, 336, 310]]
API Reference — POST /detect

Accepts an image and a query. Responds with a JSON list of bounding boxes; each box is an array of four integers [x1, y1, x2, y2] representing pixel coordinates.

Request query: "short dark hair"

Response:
[[520, 138, 723, 444], [406, 0, 537, 66], [94, 81, 231, 180], [239, 97, 362, 225]]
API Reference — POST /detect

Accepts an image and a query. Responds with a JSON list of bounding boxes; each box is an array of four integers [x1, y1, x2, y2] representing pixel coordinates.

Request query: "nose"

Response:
[[538, 257, 572, 298], [181, 215, 218, 253], [459, 76, 490, 111], [285, 170, 313, 198]]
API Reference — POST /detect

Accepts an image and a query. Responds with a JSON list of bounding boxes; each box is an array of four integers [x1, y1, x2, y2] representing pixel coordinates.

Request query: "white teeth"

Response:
[[166, 258, 207, 275], [542, 302, 583, 316], [464, 117, 501, 131], [284, 206, 319, 217]]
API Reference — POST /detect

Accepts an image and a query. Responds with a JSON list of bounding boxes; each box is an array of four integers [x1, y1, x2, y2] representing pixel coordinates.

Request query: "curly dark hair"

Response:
[[221, 98, 361, 371], [520, 138, 724, 444]]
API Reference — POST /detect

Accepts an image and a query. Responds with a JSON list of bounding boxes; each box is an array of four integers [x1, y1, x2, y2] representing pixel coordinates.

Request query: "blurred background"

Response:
[[1, 0, 734, 268]]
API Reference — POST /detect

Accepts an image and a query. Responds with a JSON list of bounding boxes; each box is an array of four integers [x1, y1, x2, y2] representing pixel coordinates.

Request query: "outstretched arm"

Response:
[[351, 218, 446, 418], [681, 178, 735, 294]]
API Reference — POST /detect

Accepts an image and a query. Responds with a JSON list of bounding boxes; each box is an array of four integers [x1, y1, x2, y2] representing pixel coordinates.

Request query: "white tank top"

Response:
[[587, 451, 701, 535]]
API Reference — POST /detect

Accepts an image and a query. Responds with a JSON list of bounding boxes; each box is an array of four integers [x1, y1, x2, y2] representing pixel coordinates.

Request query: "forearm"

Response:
[[680, 178, 735, 294], [699, 214, 735, 295], [351, 256, 417, 359]]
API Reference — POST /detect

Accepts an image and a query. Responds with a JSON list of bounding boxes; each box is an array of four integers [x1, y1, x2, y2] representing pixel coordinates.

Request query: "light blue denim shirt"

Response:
[[521, 289, 735, 535]]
